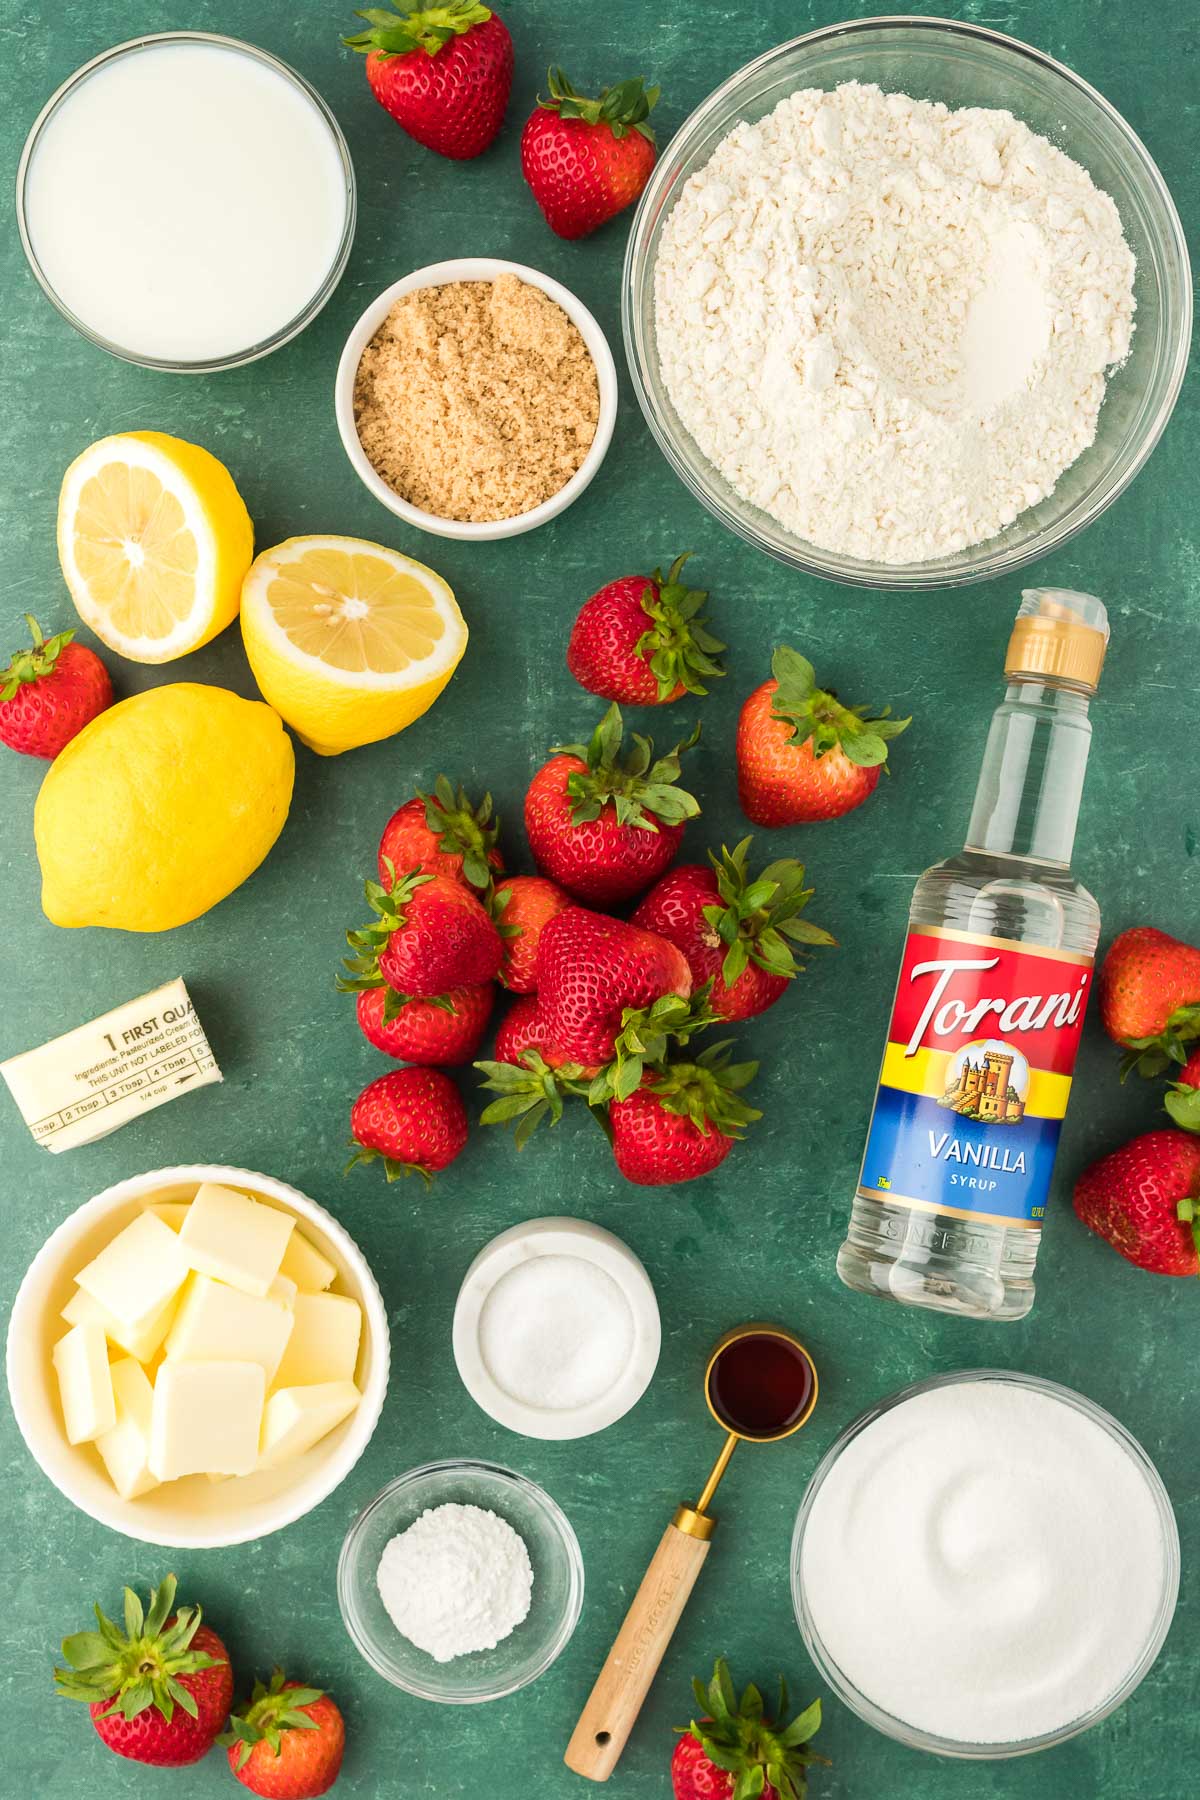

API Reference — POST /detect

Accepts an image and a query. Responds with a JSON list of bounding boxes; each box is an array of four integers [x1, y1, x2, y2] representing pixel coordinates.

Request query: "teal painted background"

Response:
[[2, 2, 1196, 1795]]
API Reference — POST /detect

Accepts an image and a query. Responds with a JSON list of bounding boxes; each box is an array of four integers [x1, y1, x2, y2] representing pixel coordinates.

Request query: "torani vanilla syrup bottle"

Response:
[[838, 589, 1109, 1321]]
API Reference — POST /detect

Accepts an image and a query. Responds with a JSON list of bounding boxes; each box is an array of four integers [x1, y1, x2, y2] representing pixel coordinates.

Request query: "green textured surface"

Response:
[[1, 2, 1197, 1796]]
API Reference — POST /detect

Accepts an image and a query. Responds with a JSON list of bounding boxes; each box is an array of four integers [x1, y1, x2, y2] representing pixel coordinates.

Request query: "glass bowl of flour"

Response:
[[790, 1370, 1180, 1756], [337, 1459, 584, 1702], [625, 18, 1190, 588]]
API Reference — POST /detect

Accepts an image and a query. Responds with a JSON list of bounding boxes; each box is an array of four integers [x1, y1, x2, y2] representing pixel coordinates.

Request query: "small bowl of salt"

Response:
[[337, 1459, 584, 1703]]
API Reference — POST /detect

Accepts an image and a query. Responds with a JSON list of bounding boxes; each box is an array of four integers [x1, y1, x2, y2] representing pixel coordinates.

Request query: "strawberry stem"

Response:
[[634, 554, 726, 700]]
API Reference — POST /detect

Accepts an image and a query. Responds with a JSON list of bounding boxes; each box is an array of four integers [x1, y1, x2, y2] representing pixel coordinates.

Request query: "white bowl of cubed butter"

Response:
[[6, 1165, 389, 1548]]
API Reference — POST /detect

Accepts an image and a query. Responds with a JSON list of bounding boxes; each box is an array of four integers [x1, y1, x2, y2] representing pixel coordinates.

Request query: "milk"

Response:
[[23, 39, 351, 364]]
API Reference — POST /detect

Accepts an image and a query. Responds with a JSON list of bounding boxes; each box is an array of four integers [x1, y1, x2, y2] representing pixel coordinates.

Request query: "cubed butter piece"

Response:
[[165, 1275, 294, 1386], [75, 1212, 189, 1335], [149, 1360, 265, 1479], [148, 1201, 191, 1232], [268, 1273, 298, 1310], [180, 1183, 294, 1296], [62, 1285, 179, 1363], [53, 1323, 116, 1444], [276, 1224, 336, 1293], [273, 1293, 362, 1389], [95, 1359, 159, 1500], [260, 1381, 361, 1469]]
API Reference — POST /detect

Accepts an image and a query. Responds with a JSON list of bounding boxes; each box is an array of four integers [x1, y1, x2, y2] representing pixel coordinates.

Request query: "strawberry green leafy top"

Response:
[[344, 0, 492, 58], [770, 645, 910, 769], [636, 553, 726, 700], [553, 702, 701, 831], [54, 1574, 223, 1724], [537, 67, 659, 144], [705, 839, 835, 986], [1, 614, 76, 700], [220, 1668, 327, 1770], [682, 1658, 825, 1800]]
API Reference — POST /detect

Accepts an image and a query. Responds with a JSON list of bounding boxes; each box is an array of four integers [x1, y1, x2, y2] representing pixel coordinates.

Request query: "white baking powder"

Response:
[[655, 82, 1136, 565], [377, 1503, 533, 1662], [800, 1381, 1169, 1743], [478, 1254, 635, 1410]]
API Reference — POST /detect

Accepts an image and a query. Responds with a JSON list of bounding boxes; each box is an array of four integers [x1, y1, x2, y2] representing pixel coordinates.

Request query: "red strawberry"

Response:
[[356, 983, 493, 1065], [348, 1066, 468, 1180], [54, 1574, 232, 1768], [223, 1669, 345, 1799], [377, 778, 502, 891], [610, 1043, 759, 1186], [342, 868, 502, 1000], [535, 906, 692, 1069], [521, 67, 659, 239], [344, 2, 513, 160], [525, 703, 700, 905], [1166, 1046, 1200, 1134], [0, 614, 112, 758], [492, 993, 549, 1066], [672, 1659, 824, 1800], [477, 997, 596, 1145], [567, 555, 724, 706], [1073, 1129, 1200, 1275], [632, 839, 834, 1022], [491, 874, 571, 992], [1098, 925, 1200, 1077], [737, 647, 909, 827]]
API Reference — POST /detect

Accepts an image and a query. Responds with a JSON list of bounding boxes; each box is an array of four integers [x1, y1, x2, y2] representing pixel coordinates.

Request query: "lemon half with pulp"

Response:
[[56, 431, 254, 663], [240, 535, 468, 755]]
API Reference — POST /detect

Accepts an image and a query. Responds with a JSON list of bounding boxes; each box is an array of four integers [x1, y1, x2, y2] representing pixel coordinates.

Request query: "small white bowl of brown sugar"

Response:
[[335, 258, 618, 541]]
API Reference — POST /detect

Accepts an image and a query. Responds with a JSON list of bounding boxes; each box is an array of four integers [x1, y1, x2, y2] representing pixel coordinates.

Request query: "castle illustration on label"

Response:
[[939, 1041, 1026, 1125]]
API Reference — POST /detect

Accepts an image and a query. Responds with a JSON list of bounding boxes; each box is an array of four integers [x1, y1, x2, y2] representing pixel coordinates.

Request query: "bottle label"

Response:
[[857, 926, 1092, 1228]]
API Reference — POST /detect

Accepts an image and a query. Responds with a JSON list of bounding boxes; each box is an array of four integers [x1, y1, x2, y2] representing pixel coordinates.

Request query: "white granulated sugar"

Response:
[[376, 1502, 533, 1663], [479, 1254, 635, 1410], [800, 1382, 1167, 1743], [654, 82, 1136, 565]]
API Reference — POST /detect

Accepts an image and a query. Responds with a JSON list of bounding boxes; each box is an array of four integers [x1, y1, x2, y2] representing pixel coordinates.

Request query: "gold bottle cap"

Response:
[[1005, 588, 1109, 693]]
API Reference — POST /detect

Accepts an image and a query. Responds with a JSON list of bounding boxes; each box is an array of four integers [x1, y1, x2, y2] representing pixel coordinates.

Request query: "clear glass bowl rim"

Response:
[[621, 14, 1192, 591], [790, 1367, 1181, 1758], [336, 1457, 586, 1704], [15, 30, 358, 374]]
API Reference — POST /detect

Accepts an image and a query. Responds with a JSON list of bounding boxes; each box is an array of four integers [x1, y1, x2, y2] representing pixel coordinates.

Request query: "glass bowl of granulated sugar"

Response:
[[337, 1459, 584, 1702], [625, 17, 1190, 589]]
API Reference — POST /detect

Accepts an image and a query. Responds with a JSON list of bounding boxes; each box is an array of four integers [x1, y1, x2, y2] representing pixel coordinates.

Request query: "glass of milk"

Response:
[[17, 33, 356, 371]]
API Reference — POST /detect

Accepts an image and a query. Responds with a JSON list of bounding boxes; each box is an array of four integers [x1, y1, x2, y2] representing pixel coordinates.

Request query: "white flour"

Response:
[[376, 1502, 533, 1662], [799, 1381, 1168, 1743], [655, 82, 1136, 565]]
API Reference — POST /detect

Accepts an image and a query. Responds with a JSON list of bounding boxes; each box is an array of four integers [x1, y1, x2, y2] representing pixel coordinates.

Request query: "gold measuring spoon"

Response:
[[564, 1322, 819, 1782]]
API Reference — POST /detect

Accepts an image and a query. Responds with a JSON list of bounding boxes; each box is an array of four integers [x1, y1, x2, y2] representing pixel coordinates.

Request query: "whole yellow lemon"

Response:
[[35, 684, 294, 932]]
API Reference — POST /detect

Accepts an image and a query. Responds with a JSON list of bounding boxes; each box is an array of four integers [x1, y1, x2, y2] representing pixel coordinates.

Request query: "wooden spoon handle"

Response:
[[564, 1520, 711, 1782]]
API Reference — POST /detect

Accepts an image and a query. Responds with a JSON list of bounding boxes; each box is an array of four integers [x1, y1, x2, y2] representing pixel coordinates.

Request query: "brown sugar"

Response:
[[353, 275, 601, 523]]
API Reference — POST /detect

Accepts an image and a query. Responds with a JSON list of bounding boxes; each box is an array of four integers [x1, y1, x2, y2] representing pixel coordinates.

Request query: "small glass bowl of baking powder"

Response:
[[791, 1370, 1180, 1757], [624, 18, 1190, 589], [337, 1459, 584, 1702]]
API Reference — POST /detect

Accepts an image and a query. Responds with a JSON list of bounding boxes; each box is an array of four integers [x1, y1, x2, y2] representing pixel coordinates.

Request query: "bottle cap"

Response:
[[1005, 588, 1109, 692]]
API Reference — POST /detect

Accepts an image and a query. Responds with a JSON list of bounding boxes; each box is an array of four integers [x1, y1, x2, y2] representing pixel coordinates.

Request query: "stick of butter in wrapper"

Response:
[[1, 978, 221, 1152]]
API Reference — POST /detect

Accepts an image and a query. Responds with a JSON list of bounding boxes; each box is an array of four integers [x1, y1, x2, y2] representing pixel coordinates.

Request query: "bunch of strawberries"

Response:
[[1074, 924, 1200, 1278], [54, 1575, 344, 1797], [341, 556, 908, 1188], [341, 2, 660, 239]]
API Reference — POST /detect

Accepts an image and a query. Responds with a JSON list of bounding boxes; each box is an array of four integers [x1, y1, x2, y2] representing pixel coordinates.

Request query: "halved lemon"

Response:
[[56, 431, 254, 663], [239, 535, 468, 755]]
